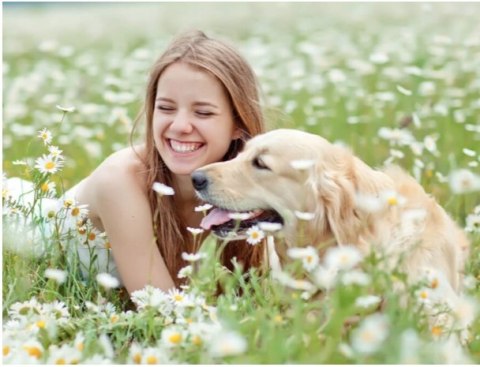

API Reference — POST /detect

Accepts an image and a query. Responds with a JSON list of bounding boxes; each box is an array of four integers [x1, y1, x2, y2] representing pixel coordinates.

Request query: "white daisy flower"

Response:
[[462, 148, 476, 157], [35, 154, 63, 174], [351, 313, 389, 355], [44, 268, 67, 284], [167, 288, 192, 307], [96, 273, 120, 290], [380, 189, 406, 207], [47, 145, 63, 158], [246, 225, 265, 245], [208, 330, 247, 358], [38, 128, 52, 145], [152, 182, 175, 196], [161, 326, 186, 347], [131, 285, 169, 311], [294, 210, 315, 221]]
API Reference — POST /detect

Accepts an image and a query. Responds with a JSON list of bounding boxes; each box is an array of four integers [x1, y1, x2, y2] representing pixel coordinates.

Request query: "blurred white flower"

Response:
[[186, 227, 204, 236], [181, 252, 206, 262], [355, 295, 382, 309], [194, 203, 213, 212], [258, 221, 283, 232], [131, 285, 169, 311], [287, 246, 319, 271], [294, 210, 315, 221], [324, 245, 363, 271], [341, 270, 371, 286], [178, 265, 193, 279], [396, 85, 412, 96], [378, 127, 415, 146], [96, 273, 120, 290], [370, 52, 389, 64], [448, 169, 480, 194], [209, 330, 247, 358], [152, 182, 175, 196], [44, 268, 67, 284], [56, 104, 75, 113], [351, 313, 389, 355]]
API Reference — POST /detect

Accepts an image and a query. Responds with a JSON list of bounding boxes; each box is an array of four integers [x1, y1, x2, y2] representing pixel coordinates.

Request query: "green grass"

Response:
[[2, 3, 480, 364]]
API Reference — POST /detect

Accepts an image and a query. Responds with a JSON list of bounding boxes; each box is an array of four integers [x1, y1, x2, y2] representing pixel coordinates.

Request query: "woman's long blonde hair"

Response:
[[132, 30, 265, 286]]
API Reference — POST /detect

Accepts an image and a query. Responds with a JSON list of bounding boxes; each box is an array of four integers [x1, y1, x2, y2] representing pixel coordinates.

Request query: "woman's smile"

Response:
[[167, 138, 205, 155]]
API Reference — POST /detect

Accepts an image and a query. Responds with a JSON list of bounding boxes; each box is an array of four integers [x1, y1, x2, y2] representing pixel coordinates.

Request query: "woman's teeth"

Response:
[[169, 139, 203, 153]]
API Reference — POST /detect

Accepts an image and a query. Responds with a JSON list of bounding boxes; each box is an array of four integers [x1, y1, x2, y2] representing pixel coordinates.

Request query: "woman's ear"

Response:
[[232, 128, 244, 140]]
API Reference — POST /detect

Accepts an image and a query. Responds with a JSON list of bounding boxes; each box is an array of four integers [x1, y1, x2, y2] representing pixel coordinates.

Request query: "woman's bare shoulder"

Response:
[[76, 145, 149, 208]]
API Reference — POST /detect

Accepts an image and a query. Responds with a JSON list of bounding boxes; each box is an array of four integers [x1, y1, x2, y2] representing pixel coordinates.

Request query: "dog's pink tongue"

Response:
[[200, 208, 232, 230]]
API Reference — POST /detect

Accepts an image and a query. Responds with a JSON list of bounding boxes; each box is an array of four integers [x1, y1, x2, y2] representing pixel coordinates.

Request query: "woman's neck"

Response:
[[171, 174, 201, 207]]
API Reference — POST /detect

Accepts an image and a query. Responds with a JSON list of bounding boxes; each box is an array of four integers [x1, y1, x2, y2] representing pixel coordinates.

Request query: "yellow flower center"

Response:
[[71, 207, 80, 216], [387, 196, 398, 206], [104, 242, 112, 249], [251, 232, 259, 239], [76, 342, 84, 352], [24, 346, 42, 358], [306, 255, 313, 263], [173, 294, 183, 302], [3, 346, 10, 356], [41, 182, 49, 192], [431, 325, 443, 336], [88, 232, 96, 241], [133, 353, 142, 364], [430, 278, 439, 289], [419, 290, 428, 299], [78, 227, 86, 235], [192, 335, 202, 346], [146, 355, 158, 364], [168, 333, 182, 344], [64, 199, 73, 208], [273, 315, 283, 324], [55, 358, 66, 364], [36, 320, 46, 328], [110, 314, 119, 323], [45, 161, 56, 170]]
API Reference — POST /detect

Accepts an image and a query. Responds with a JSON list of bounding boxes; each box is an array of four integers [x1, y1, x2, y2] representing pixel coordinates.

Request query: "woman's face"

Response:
[[153, 62, 240, 176]]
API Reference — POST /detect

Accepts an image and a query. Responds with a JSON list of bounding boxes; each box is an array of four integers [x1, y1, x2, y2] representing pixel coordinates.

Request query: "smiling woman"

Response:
[[67, 30, 266, 294]]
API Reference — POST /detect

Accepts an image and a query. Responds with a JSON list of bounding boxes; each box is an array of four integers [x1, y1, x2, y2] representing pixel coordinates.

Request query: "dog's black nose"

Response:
[[191, 171, 209, 191]]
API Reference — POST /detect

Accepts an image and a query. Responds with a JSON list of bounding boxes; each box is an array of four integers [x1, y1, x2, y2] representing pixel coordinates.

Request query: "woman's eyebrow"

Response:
[[193, 101, 219, 109]]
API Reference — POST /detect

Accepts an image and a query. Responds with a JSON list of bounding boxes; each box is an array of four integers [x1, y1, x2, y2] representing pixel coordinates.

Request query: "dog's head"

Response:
[[192, 129, 390, 246]]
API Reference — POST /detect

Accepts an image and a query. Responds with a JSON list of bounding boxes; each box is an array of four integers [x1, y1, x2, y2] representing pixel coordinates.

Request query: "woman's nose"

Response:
[[169, 110, 193, 134]]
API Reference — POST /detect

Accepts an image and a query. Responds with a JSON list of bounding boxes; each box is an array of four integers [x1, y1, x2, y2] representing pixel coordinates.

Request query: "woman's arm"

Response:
[[88, 163, 176, 294]]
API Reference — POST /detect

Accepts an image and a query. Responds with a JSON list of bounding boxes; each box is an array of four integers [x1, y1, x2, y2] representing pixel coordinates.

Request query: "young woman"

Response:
[[70, 30, 266, 294]]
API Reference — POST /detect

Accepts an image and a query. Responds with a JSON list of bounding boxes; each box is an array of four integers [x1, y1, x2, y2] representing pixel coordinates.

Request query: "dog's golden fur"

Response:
[[195, 129, 469, 292]]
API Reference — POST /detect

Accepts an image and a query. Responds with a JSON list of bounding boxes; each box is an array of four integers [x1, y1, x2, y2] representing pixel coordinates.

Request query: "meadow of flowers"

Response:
[[2, 3, 480, 364]]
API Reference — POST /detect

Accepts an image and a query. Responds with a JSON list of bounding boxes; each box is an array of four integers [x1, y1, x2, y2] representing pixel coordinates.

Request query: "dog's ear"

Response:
[[312, 145, 386, 246]]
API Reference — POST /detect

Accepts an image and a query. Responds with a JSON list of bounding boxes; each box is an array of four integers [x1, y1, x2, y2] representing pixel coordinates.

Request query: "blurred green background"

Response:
[[3, 2, 480, 211]]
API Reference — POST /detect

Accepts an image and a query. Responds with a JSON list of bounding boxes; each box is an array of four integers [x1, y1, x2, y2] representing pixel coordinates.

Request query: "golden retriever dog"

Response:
[[192, 129, 469, 293]]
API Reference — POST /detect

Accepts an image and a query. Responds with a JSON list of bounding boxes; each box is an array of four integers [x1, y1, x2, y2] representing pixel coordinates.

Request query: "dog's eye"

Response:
[[252, 156, 270, 170]]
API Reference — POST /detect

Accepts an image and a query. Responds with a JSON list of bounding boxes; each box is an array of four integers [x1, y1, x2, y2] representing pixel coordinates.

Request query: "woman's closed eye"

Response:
[[195, 110, 215, 117], [157, 105, 175, 112]]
